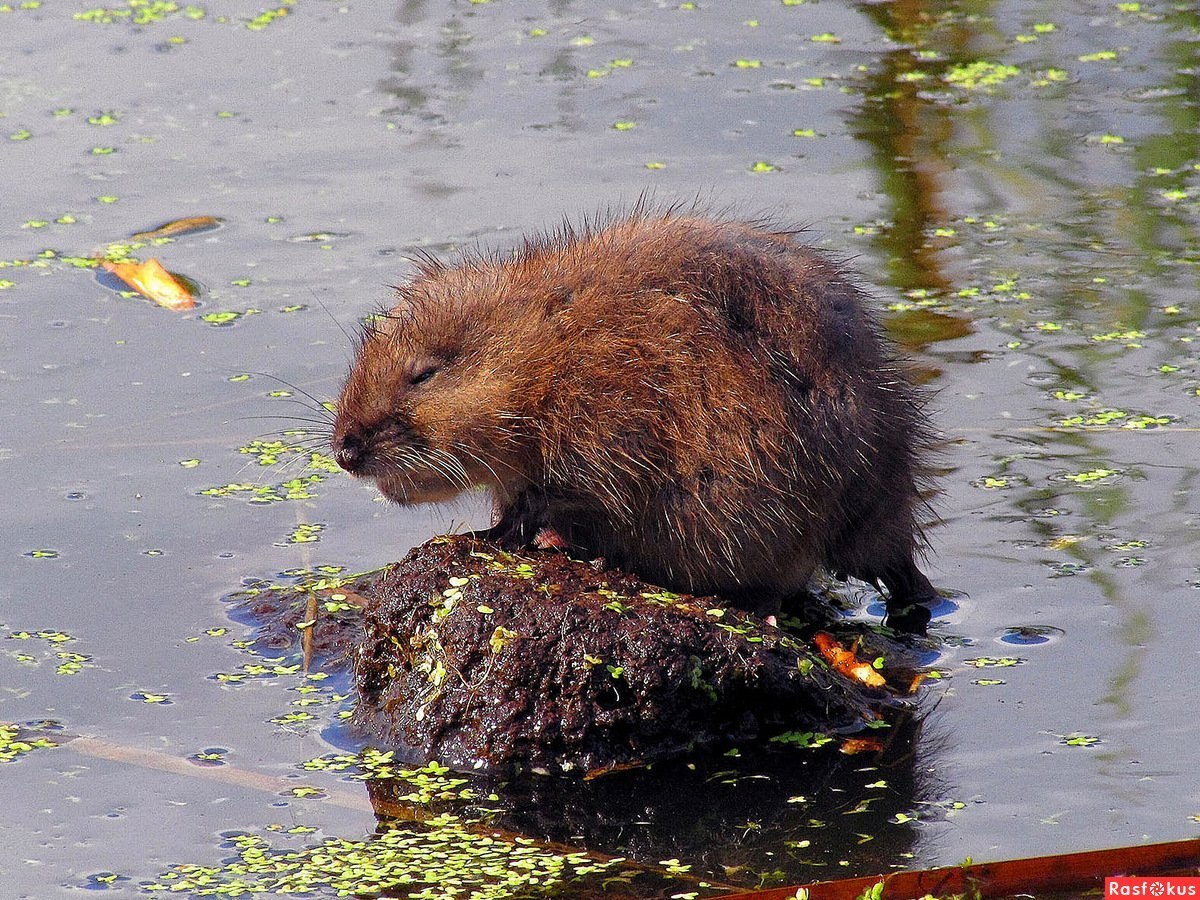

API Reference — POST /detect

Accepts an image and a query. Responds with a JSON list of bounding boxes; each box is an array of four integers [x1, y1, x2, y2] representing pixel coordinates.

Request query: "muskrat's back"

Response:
[[333, 213, 937, 630]]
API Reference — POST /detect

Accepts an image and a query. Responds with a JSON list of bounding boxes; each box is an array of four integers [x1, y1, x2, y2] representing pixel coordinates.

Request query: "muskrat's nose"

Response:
[[333, 433, 367, 474]]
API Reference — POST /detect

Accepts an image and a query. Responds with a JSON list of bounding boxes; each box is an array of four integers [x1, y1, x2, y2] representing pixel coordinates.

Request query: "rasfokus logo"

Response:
[[1107, 878, 1200, 897]]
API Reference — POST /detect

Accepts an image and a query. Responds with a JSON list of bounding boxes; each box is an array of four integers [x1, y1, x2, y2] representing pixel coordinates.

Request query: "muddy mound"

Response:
[[351, 536, 898, 775]]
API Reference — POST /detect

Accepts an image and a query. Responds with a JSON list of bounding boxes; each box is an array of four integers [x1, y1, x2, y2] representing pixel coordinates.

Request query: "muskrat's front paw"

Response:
[[532, 527, 569, 551], [465, 523, 522, 548]]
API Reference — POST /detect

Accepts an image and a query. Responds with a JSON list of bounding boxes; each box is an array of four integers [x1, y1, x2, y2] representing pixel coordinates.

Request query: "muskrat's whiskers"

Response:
[[408, 447, 468, 492], [237, 411, 335, 442], [375, 445, 468, 495], [425, 448, 473, 490], [451, 442, 523, 488], [400, 447, 464, 495], [252, 403, 337, 430], [275, 401, 335, 428], [235, 371, 339, 486], [279, 434, 336, 450], [238, 371, 338, 428], [310, 290, 358, 349]]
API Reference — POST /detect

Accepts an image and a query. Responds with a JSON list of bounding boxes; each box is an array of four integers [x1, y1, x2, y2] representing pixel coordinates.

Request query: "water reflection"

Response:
[[844, 0, 1199, 825], [366, 715, 933, 888], [850, 0, 959, 296]]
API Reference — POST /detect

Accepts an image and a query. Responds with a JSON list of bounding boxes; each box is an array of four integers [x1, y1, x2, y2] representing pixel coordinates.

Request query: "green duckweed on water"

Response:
[[0, 722, 58, 763], [5, 628, 93, 676], [963, 657, 1024, 668], [278, 522, 324, 546], [142, 814, 628, 899], [71, 1, 292, 29], [1059, 733, 1102, 748], [141, 759, 653, 899], [199, 438, 340, 504], [943, 61, 1021, 90]]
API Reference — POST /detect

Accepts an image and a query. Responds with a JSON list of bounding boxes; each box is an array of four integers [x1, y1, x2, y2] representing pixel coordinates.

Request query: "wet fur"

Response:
[[333, 209, 937, 627]]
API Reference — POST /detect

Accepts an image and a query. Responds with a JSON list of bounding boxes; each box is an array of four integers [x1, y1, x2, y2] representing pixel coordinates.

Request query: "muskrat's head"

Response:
[[332, 260, 553, 506]]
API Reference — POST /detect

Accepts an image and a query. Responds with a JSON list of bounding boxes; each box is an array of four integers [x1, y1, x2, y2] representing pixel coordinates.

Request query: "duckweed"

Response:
[[200, 476, 322, 503], [769, 731, 834, 749], [944, 61, 1020, 90], [143, 813, 624, 899], [1078, 50, 1118, 62], [0, 722, 58, 763], [6, 629, 94, 676], [1063, 467, 1123, 483], [200, 310, 246, 326], [75, 3, 205, 25], [279, 522, 323, 546], [964, 657, 1024, 668], [245, 6, 289, 31], [301, 755, 479, 804]]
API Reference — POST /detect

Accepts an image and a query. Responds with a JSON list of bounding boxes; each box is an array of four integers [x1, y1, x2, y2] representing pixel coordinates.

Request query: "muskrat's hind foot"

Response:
[[883, 601, 933, 636], [876, 557, 937, 635]]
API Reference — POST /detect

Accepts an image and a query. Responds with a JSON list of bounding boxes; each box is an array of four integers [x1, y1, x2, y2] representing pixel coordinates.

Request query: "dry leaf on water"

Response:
[[812, 632, 887, 688], [838, 736, 886, 755], [102, 258, 195, 310], [132, 215, 224, 241]]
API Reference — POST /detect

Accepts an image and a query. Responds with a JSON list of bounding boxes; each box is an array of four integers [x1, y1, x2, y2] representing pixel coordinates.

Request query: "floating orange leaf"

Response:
[[839, 737, 886, 755], [583, 759, 649, 781], [907, 671, 929, 694], [103, 258, 195, 310], [132, 215, 223, 241], [812, 632, 887, 688]]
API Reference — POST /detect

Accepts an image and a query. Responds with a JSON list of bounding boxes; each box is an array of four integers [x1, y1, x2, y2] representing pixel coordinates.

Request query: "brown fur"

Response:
[[333, 211, 938, 629]]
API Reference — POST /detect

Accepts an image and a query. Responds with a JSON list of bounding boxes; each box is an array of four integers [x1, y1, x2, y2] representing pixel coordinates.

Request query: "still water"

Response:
[[2, 1, 1198, 897]]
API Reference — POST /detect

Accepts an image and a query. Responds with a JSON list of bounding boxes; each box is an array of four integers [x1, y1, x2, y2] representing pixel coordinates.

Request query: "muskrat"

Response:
[[332, 211, 938, 631]]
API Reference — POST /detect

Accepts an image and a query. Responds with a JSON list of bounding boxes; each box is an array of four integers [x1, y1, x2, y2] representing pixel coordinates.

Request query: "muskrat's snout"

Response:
[[332, 430, 367, 475], [331, 415, 396, 480], [330, 407, 367, 475], [330, 403, 472, 507], [331, 405, 389, 479]]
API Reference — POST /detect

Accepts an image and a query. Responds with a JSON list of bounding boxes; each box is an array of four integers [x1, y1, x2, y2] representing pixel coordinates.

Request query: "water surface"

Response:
[[2, 1, 1198, 896]]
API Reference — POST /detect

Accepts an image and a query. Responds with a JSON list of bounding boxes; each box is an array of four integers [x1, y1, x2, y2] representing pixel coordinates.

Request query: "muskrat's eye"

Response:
[[410, 365, 438, 386]]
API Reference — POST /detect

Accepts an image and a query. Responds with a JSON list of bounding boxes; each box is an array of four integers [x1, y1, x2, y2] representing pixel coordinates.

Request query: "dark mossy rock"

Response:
[[351, 535, 899, 776]]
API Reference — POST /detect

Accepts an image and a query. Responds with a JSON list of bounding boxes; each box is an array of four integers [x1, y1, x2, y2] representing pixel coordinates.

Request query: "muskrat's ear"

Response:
[[552, 285, 575, 306], [535, 285, 574, 320]]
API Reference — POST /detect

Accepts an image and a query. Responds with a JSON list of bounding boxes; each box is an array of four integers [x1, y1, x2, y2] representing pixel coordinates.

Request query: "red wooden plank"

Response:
[[718, 837, 1200, 900]]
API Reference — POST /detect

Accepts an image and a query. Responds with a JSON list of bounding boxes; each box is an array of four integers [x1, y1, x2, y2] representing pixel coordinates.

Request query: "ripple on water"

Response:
[[997, 624, 1065, 646]]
